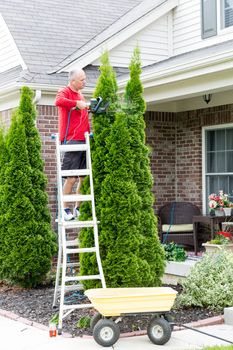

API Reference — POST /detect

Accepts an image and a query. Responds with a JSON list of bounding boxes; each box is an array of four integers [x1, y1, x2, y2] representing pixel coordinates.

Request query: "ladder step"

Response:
[[64, 283, 83, 291], [63, 303, 92, 311], [61, 169, 90, 177], [59, 144, 88, 152], [66, 262, 80, 267], [66, 240, 79, 247], [66, 247, 96, 254], [61, 220, 99, 228], [57, 284, 83, 292], [62, 194, 92, 202], [53, 133, 106, 327], [64, 275, 101, 282]]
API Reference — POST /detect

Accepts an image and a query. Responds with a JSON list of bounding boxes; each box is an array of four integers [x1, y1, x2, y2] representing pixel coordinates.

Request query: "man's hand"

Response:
[[76, 100, 89, 110]]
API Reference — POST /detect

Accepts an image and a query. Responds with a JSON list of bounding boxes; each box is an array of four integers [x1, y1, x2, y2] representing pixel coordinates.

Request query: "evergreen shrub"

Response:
[[79, 51, 118, 288], [0, 87, 57, 287], [123, 47, 165, 285], [100, 112, 151, 286]]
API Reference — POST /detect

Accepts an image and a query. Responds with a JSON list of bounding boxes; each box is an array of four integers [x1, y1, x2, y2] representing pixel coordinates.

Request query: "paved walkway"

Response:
[[0, 314, 233, 350]]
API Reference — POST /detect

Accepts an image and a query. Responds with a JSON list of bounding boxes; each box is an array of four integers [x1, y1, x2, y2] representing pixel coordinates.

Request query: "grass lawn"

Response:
[[202, 346, 233, 349]]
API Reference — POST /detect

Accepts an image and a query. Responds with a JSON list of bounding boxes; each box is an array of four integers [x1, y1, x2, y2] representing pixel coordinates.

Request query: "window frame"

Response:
[[201, 0, 233, 39], [217, 0, 233, 33], [202, 123, 233, 214]]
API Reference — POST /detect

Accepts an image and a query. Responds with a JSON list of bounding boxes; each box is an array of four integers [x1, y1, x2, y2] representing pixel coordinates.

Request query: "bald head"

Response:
[[69, 69, 85, 82], [69, 69, 86, 92]]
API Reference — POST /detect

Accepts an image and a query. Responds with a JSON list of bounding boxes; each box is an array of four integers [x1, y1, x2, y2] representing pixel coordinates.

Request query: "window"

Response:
[[201, 0, 217, 38], [221, 0, 233, 28], [201, 0, 233, 39], [205, 127, 233, 212]]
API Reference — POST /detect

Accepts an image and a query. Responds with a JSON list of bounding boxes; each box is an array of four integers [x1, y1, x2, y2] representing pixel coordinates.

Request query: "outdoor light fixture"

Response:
[[203, 94, 212, 104]]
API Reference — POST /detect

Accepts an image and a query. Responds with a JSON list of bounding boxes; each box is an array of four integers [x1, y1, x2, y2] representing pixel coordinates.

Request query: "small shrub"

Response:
[[163, 242, 186, 262], [176, 250, 233, 310], [76, 316, 91, 329], [49, 313, 59, 325]]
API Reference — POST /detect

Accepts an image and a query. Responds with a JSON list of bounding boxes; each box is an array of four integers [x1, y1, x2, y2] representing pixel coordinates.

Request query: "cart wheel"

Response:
[[90, 312, 102, 332], [163, 314, 174, 331], [93, 319, 120, 347], [147, 317, 171, 345]]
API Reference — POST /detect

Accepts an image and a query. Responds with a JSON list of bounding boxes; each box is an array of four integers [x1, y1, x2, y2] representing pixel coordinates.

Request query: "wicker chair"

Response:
[[157, 202, 201, 254]]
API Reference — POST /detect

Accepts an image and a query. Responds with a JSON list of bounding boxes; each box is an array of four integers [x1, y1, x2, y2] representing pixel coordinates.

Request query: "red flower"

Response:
[[217, 231, 232, 238]]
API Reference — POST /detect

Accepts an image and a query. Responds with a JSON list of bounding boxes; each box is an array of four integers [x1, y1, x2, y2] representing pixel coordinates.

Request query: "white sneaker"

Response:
[[64, 208, 74, 221], [73, 207, 80, 219]]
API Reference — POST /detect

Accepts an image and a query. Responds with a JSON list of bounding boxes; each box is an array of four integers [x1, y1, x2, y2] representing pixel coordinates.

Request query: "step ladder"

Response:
[[52, 132, 106, 334]]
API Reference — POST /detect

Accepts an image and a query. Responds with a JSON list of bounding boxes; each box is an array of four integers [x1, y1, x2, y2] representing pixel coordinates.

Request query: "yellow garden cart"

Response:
[[85, 287, 177, 347]]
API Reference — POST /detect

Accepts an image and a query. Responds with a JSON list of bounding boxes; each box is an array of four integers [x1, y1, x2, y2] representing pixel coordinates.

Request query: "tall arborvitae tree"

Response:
[[0, 125, 8, 206], [124, 47, 165, 286], [99, 112, 151, 286], [0, 89, 57, 287], [0, 125, 8, 275], [79, 51, 119, 288], [91, 51, 119, 205], [19, 87, 52, 225]]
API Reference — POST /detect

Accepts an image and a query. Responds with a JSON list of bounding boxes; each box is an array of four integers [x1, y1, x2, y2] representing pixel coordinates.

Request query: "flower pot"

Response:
[[223, 208, 232, 216], [202, 242, 233, 254], [214, 209, 225, 217]]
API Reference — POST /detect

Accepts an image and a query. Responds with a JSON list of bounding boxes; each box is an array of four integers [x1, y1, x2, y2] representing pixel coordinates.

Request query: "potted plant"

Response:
[[203, 231, 233, 254], [208, 190, 233, 216], [163, 242, 187, 262]]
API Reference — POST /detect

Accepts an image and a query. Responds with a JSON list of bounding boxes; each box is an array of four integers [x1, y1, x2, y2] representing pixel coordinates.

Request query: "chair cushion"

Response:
[[162, 224, 193, 233]]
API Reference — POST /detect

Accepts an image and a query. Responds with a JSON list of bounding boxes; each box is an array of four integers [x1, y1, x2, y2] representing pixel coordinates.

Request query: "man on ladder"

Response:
[[53, 70, 106, 334], [55, 68, 90, 220]]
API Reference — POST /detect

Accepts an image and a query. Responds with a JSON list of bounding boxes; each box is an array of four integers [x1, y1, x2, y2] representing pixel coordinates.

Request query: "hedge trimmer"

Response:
[[88, 96, 109, 114]]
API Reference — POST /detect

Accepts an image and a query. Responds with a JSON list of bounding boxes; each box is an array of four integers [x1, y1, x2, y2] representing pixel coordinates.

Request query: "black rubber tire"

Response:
[[90, 312, 102, 332], [147, 317, 171, 345], [93, 319, 120, 347], [163, 314, 175, 331]]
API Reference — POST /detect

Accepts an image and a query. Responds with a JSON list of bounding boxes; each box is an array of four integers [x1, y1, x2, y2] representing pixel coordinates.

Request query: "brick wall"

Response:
[[3, 103, 233, 224], [176, 110, 202, 208], [146, 104, 233, 213], [145, 111, 177, 210], [36, 105, 58, 227]]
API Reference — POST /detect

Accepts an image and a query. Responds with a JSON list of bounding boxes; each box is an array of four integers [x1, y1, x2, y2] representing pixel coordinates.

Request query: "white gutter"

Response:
[[117, 48, 233, 88]]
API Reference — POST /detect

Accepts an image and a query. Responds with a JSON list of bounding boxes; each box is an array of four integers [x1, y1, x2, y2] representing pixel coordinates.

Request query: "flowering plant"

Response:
[[209, 231, 233, 245], [208, 190, 232, 210]]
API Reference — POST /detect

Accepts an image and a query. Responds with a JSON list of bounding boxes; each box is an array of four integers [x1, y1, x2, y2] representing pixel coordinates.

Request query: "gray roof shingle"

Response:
[[0, 0, 142, 86], [52, 0, 168, 72]]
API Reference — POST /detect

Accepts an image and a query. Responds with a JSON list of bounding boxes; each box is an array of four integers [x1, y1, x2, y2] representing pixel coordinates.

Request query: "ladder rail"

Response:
[[53, 135, 64, 307], [85, 132, 106, 288], [56, 135, 65, 222]]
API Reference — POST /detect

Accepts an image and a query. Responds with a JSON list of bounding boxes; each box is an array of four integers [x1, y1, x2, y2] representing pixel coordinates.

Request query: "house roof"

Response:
[[1, 0, 233, 112], [0, 0, 142, 87], [52, 0, 175, 73]]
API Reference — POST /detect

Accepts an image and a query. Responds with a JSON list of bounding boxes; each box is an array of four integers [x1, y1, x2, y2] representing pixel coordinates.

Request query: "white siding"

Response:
[[173, 0, 233, 56], [0, 14, 26, 73], [92, 15, 169, 68]]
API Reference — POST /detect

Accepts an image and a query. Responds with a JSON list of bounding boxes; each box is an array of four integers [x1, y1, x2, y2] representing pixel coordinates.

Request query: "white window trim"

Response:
[[217, 0, 233, 34], [202, 122, 233, 214]]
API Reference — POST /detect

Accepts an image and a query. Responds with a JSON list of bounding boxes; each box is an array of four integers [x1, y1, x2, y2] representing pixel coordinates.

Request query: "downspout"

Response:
[[33, 90, 42, 126], [33, 90, 42, 105], [174, 117, 178, 201]]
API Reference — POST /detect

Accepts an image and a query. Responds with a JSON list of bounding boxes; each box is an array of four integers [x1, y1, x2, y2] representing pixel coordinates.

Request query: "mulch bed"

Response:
[[0, 281, 222, 337]]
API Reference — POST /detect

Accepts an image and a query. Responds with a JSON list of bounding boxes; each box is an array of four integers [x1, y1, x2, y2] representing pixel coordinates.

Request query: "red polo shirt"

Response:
[[55, 86, 90, 142]]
